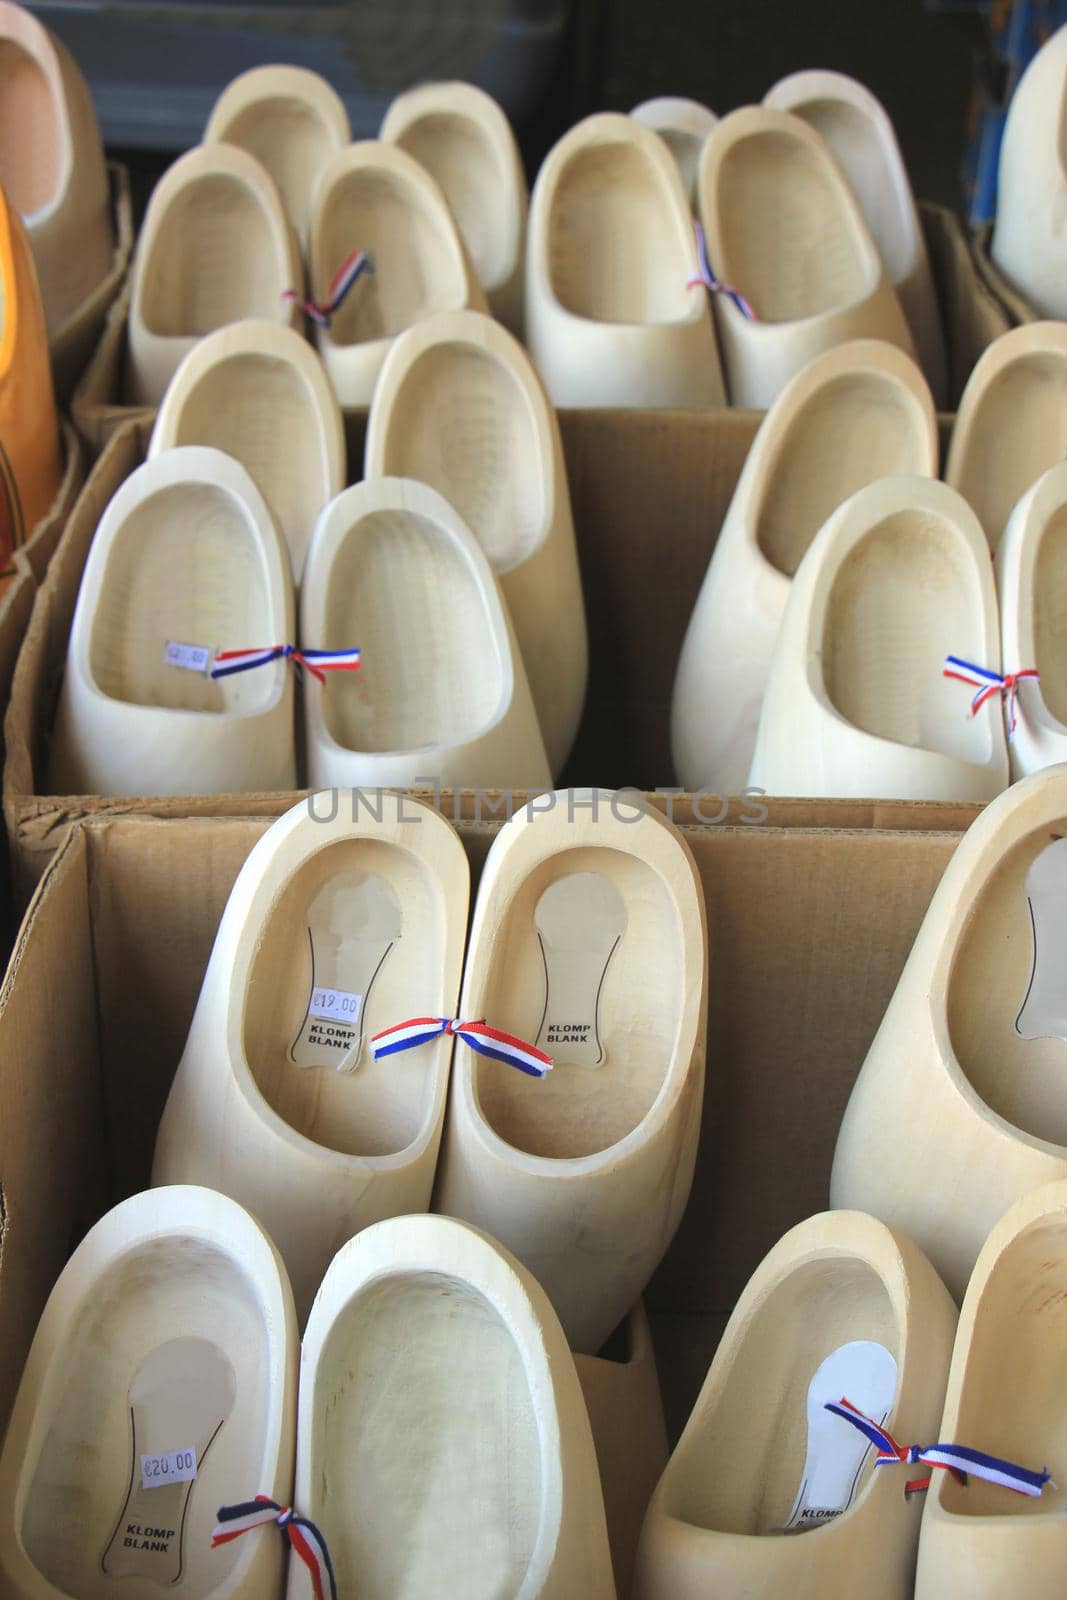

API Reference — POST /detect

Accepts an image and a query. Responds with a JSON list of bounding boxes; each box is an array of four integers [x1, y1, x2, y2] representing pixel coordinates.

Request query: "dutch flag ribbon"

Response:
[[284, 248, 374, 328], [826, 1397, 1053, 1499], [687, 220, 759, 321], [210, 644, 361, 686], [211, 1497, 337, 1600], [371, 1016, 553, 1078], [943, 655, 1039, 736]]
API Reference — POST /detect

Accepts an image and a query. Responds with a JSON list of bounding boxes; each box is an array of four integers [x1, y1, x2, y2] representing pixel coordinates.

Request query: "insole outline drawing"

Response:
[[289, 871, 403, 1072], [782, 1339, 898, 1534], [1015, 833, 1067, 1042], [533, 872, 627, 1068]]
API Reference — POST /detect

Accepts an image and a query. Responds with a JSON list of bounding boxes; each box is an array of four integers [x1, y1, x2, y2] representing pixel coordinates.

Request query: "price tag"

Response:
[[140, 1448, 197, 1490], [165, 641, 212, 674], [310, 986, 363, 1023]]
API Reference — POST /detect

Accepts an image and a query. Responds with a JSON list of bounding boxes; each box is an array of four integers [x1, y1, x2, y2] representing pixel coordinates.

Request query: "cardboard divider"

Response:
[[49, 163, 134, 408], [970, 219, 1038, 327], [69, 200, 1008, 459], [0, 809, 964, 1452], [4, 408, 982, 904]]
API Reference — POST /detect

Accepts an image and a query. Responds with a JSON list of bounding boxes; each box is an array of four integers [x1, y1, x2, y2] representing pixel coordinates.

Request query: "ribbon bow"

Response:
[[284, 248, 374, 328], [687, 220, 759, 320], [210, 645, 361, 686], [943, 655, 1039, 736], [212, 1496, 337, 1600], [371, 1016, 553, 1077], [827, 1397, 1053, 1498]]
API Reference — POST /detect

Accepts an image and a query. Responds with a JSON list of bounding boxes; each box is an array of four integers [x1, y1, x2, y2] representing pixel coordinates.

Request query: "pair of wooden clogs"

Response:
[[126, 70, 524, 407], [0, 1193, 618, 1598], [673, 324, 1067, 803], [152, 788, 708, 1347], [48, 306, 586, 796], [635, 1186, 1067, 1600]]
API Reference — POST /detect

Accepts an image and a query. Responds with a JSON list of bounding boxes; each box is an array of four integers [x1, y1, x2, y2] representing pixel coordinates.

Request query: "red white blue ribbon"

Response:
[[943, 655, 1039, 736], [210, 644, 361, 687], [826, 1397, 1053, 1498], [371, 1016, 553, 1077], [212, 1496, 336, 1600], [687, 221, 759, 320], [284, 249, 374, 328]]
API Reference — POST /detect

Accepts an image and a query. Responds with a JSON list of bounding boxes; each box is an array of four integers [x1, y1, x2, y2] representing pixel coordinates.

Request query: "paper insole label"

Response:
[[533, 873, 626, 1067], [165, 641, 212, 674], [103, 1338, 235, 1582], [290, 871, 401, 1072], [782, 1340, 898, 1533], [1015, 836, 1067, 1043]]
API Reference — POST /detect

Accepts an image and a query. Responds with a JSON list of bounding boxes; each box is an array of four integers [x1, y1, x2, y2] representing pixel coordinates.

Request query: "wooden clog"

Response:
[[525, 112, 724, 407], [832, 765, 1067, 1298], [380, 80, 527, 333], [291, 1214, 615, 1599], [633, 1210, 957, 1600], [127, 143, 301, 406], [630, 96, 719, 205], [48, 446, 296, 798], [153, 792, 470, 1325], [749, 475, 1009, 802], [365, 308, 586, 773], [671, 339, 937, 794], [301, 476, 552, 792], [697, 106, 914, 407], [0, 1185, 297, 1600], [434, 789, 707, 1355], [990, 24, 1067, 321], [996, 461, 1067, 779], [150, 320, 345, 584]]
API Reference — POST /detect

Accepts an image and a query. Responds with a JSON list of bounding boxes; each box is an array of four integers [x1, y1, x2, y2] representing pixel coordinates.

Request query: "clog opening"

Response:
[[661, 1256, 896, 1535], [243, 834, 445, 1156], [548, 139, 693, 324], [757, 373, 929, 576], [220, 96, 336, 231], [948, 825, 1067, 1145], [316, 168, 467, 346], [167, 352, 331, 581], [0, 38, 60, 214], [473, 843, 684, 1158], [20, 1235, 273, 1598], [140, 174, 286, 337], [822, 509, 994, 764], [88, 480, 281, 716], [380, 342, 548, 573], [394, 112, 512, 286], [311, 1271, 542, 1598], [937, 1216, 1067, 1519], [317, 507, 505, 754], [714, 129, 873, 323], [953, 353, 1067, 549], [1033, 502, 1067, 726]]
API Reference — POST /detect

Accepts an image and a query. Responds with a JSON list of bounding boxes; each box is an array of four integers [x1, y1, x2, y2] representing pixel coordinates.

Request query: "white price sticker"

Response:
[[165, 641, 212, 674], [310, 986, 362, 1022], [140, 1448, 197, 1490]]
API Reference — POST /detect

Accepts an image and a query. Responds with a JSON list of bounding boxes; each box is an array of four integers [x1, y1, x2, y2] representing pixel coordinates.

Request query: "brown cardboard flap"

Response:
[[0, 809, 963, 1443], [971, 217, 1039, 328], [20, 421, 82, 588], [49, 163, 135, 408]]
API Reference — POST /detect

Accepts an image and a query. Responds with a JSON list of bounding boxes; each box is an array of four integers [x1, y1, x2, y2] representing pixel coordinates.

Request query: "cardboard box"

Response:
[[48, 163, 134, 407], [4, 408, 983, 904], [0, 808, 964, 1460], [970, 219, 1038, 327], [70, 201, 1009, 457]]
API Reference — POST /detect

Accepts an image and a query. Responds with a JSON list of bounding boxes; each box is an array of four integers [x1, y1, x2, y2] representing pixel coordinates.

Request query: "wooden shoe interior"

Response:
[[308, 1270, 541, 1597], [376, 341, 547, 572], [473, 844, 681, 1158], [952, 351, 1067, 548], [548, 138, 693, 325], [87, 481, 279, 716], [315, 167, 466, 347], [938, 1214, 1067, 1519], [242, 834, 446, 1156], [390, 112, 512, 290], [316, 507, 504, 753], [215, 97, 338, 232], [139, 175, 285, 338], [0, 35, 58, 215], [712, 129, 873, 322], [822, 509, 994, 763], [756, 371, 933, 577], [660, 1256, 898, 1535], [1031, 504, 1067, 726], [16, 1237, 274, 1597]]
